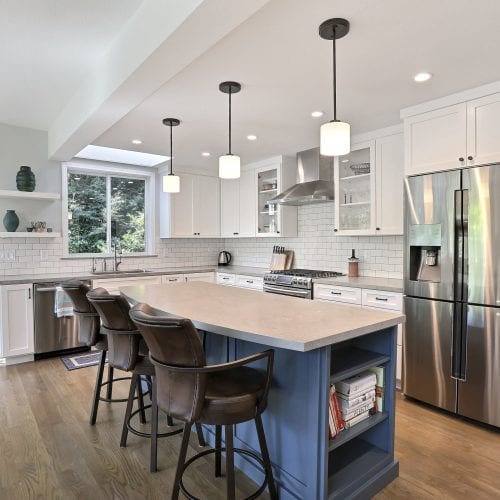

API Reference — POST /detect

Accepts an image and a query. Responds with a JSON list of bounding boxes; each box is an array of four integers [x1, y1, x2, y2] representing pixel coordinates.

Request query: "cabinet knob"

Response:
[[376, 227, 381, 231], [468, 156, 473, 161], [277, 231, 280, 234], [333, 228, 338, 232], [459, 157, 465, 162]]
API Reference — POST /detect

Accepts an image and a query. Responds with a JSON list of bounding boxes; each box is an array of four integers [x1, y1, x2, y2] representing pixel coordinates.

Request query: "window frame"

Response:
[[62, 161, 156, 258]]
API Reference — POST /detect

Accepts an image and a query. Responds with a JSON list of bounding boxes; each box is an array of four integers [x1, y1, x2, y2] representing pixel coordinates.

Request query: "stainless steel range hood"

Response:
[[269, 147, 334, 205]]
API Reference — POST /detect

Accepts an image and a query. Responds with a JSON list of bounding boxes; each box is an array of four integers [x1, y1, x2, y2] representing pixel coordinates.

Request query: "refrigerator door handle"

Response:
[[453, 189, 468, 302], [451, 302, 468, 381]]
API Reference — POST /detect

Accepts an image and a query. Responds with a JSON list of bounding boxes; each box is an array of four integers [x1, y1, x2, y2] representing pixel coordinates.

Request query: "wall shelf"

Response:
[[0, 232, 61, 238], [0, 190, 61, 201], [339, 201, 370, 207], [340, 173, 371, 181]]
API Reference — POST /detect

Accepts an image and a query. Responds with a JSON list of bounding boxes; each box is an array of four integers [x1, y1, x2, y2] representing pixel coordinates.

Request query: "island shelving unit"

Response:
[[121, 282, 403, 500]]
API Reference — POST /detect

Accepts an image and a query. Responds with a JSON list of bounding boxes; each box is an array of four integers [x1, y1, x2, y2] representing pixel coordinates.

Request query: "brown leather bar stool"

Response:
[[87, 288, 205, 471], [130, 303, 278, 500], [61, 280, 131, 425]]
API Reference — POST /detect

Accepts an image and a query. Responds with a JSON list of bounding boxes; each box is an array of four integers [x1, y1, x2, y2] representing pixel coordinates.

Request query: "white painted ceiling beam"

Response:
[[48, 0, 270, 161]]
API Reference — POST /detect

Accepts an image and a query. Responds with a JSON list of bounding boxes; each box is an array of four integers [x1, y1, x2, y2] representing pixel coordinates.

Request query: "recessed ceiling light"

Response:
[[413, 72, 432, 83], [311, 111, 324, 118], [132, 139, 142, 145], [201, 152, 211, 157], [341, 159, 349, 163], [247, 134, 257, 141]]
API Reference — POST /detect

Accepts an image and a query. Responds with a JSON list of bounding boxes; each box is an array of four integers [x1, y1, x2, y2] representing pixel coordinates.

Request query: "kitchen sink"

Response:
[[91, 269, 154, 275]]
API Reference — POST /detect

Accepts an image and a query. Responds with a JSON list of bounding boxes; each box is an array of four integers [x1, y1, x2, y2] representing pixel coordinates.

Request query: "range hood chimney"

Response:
[[269, 147, 334, 206]]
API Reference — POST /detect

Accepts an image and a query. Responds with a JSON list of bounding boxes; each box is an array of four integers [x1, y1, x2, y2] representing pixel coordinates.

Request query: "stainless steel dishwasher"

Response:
[[34, 281, 88, 357]]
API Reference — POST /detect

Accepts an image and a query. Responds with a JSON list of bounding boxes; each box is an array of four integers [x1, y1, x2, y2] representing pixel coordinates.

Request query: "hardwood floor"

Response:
[[1, 358, 500, 499]]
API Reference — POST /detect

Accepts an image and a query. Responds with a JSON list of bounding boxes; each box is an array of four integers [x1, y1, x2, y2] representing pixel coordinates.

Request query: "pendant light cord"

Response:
[[169, 123, 173, 175], [332, 28, 337, 121], [228, 86, 232, 155]]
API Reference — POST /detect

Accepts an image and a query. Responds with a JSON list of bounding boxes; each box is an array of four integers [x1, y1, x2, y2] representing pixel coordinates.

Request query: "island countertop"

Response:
[[121, 282, 404, 352]]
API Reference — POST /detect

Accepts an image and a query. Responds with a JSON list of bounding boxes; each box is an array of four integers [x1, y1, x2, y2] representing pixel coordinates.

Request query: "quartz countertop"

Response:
[[121, 282, 404, 352], [314, 276, 403, 293], [0, 265, 268, 285]]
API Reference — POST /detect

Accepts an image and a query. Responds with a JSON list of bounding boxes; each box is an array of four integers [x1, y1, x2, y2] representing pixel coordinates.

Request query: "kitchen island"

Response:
[[121, 282, 405, 500]]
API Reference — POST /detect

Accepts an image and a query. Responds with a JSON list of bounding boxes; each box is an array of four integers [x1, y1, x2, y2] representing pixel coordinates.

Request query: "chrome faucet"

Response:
[[113, 243, 122, 271]]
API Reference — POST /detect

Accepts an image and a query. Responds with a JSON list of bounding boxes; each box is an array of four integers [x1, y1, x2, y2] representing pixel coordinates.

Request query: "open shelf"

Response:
[[330, 346, 389, 383], [0, 232, 61, 238], [0, 189, 60, 200], [329, 412, 388, 451], [339, 201, 370, 207], [328, 437, 393, 500], [340, 173, 371, 181], [259, 188, 277, 194]]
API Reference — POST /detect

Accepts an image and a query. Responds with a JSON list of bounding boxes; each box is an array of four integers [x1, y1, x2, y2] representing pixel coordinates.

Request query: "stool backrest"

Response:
[[87, 288, 141, 372], [61, 280, 100, 346], [130, 303, 207, 422]]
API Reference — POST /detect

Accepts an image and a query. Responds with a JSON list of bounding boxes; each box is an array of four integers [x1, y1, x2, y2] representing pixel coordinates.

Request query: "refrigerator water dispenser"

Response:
[[408, 224, 442, 282]]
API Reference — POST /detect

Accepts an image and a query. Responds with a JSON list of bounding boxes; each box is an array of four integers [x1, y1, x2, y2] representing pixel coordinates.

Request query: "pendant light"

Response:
[[319, 18, 350, 156], [162, 118, 180, 193], [219, 81, 241, 179]]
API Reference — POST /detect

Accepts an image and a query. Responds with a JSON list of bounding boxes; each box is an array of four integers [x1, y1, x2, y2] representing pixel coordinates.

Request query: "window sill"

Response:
[[61, 254, 158, 260]]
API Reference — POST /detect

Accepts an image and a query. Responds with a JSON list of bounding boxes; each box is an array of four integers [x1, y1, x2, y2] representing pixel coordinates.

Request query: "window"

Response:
[[64, 164, 154, 256]]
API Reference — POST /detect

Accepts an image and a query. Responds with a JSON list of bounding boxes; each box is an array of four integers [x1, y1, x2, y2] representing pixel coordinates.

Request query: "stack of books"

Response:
[[329, 367, 385, 438]]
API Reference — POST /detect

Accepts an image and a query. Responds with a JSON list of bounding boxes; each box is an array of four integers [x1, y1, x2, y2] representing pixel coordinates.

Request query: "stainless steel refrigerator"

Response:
[[404, 165, 500, 427]]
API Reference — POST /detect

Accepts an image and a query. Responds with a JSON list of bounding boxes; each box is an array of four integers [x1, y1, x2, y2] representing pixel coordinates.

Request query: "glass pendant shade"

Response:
[[163, 173, 180, 193], [219, 154, 240, 179], [320, 120, 350, 156]]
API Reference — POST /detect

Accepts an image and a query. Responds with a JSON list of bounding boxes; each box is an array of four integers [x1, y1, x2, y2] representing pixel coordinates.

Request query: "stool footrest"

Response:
[[180, 447, 269, 500], [125, 404, 183, 440]]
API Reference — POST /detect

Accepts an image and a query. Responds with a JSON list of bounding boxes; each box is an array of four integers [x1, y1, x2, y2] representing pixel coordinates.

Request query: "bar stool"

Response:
[[130, 303, 278, 500], [87, 288, 205, 471], [61, 280, 130, 425]]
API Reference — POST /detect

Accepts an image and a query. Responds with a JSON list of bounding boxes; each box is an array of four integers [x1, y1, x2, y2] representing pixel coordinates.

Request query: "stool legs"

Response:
[[195, 423, 206, 447], [136, 376, 147, 424], [255, 414, 278, 500], [106, 365, 114, 400], [150, 378, 158, 473], [225, 424, 236, 500], [215, 425, 222, 477], [120, 373, 138, 447], [90, 349, 107, 425], [171, 422, 192, 500]]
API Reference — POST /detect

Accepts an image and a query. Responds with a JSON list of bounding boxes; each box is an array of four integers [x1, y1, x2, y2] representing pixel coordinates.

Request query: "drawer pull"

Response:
[[168, 278, 177, 282], [246, 280, 254, 284], [222, 277, 229, 280], [375, 297, 388, 301], [331, 291, 342, 295]]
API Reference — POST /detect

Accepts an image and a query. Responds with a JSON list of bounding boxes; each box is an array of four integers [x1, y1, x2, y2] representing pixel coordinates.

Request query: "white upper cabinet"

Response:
[[404, 104, 467, 176], [376, 133, 404, 235], [220, 156, 297, 238], [160, 172, 220, 238], [220, 170, 256, 238], [333, 131, 404, 236], [466, 93, 500, 166], [402, 84, 500, 176]]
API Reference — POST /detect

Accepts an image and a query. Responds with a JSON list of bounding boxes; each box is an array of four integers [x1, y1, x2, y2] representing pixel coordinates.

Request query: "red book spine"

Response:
[[331, 387, 345, 431]]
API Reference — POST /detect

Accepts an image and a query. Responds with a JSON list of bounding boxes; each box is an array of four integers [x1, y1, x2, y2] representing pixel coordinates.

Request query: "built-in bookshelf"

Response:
[[327, 333, 397, 499]]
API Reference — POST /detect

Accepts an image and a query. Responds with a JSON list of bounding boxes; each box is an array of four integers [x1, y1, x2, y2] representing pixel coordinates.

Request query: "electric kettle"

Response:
[[218, 251, 232, 266]]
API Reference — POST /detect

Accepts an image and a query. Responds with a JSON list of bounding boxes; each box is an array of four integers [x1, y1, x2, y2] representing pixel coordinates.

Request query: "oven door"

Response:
[[263, 284, 312, 299]]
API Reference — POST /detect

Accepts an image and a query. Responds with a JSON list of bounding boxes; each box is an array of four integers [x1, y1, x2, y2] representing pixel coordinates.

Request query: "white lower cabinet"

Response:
[[0, 283, 34, 359], [185, 272, 215, 283], [217, 273, 263, 291], [161, 274, 185, 284], [314, 284, 404, 386], [92, 276, 162, 294]]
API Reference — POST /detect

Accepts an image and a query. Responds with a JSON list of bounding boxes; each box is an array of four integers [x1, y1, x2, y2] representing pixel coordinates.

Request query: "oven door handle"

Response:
[[263, 284, 310, 298]]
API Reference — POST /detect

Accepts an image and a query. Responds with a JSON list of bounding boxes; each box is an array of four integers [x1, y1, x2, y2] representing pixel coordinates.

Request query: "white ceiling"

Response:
[[0, 0, 143, 130], [94, 0, 500, 169]]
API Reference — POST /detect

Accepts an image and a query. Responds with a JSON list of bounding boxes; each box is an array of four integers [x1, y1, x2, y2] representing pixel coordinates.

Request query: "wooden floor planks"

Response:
[[1, 357, 500, 499]]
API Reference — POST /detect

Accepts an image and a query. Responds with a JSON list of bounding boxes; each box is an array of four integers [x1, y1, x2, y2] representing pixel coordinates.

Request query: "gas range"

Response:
[[263, 269, 345, 299]]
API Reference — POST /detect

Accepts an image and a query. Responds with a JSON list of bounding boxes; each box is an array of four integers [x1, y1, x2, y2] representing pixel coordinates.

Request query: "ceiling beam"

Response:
[[48, 0, 270, 161]]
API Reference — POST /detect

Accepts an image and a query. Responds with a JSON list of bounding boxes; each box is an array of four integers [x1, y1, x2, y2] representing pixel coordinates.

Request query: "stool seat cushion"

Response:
[[200, 366, 266, 425]]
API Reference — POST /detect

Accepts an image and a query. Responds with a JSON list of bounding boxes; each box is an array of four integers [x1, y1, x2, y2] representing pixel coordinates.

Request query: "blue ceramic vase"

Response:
[[3, 210, 19, 232]]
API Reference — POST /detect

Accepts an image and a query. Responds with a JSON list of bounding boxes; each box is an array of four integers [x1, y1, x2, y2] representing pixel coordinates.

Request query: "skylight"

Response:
[[75, 145, 169, 167]]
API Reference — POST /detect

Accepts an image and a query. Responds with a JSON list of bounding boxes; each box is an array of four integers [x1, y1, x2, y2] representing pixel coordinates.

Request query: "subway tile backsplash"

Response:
[[0, 204, 403, 279]]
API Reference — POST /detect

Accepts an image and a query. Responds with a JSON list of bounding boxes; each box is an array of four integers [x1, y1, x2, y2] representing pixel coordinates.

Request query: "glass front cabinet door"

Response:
[[334, 140, 376, 235], [256, 164, 281, 236]]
